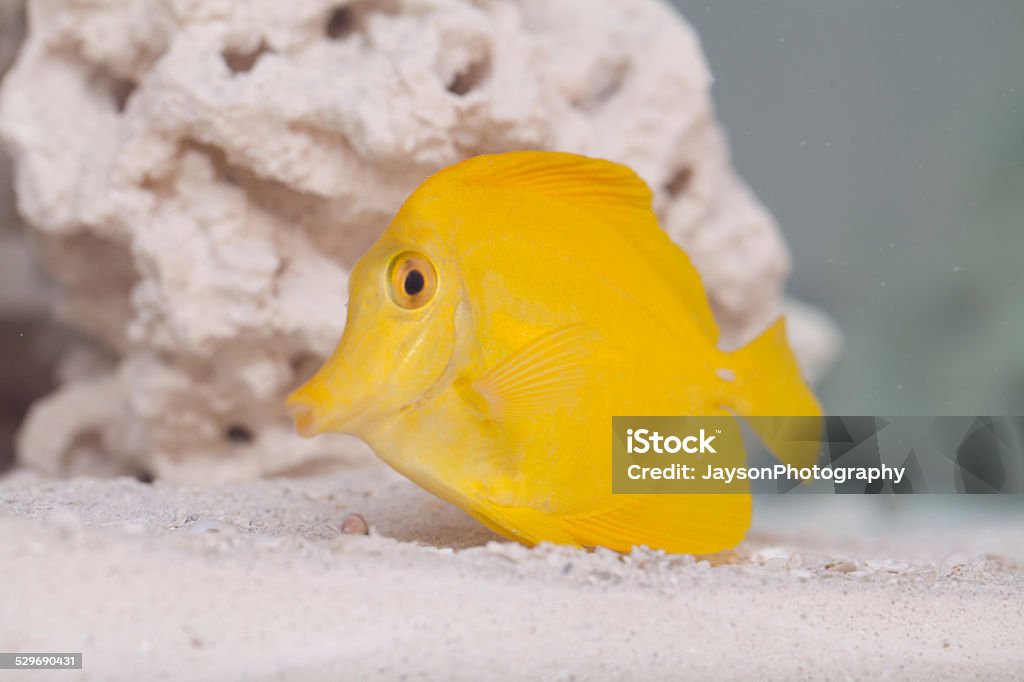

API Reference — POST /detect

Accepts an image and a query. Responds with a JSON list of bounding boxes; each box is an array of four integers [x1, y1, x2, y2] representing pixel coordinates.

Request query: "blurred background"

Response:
[[1, 1, 1022, 473], [671, 0, 1024, 416], [0, 0, 55, 471]]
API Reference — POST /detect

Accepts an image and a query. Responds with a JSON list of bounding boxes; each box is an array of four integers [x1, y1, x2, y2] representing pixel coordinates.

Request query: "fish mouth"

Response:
[[285, 389, 376, 437], [286, 355, 451, 438], [285, 400, 320, 437]]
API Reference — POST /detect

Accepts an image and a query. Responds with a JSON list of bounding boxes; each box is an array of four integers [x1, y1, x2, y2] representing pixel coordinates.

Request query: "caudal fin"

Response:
[[724, 317, 823, 468]]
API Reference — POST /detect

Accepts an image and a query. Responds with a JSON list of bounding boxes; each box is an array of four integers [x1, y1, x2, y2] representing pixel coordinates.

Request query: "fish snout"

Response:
[[284, 320, 405, 438], [285, 372, 376, 437]]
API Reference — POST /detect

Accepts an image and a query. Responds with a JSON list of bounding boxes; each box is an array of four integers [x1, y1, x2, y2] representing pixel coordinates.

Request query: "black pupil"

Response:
[[404, 269, 425, 296]]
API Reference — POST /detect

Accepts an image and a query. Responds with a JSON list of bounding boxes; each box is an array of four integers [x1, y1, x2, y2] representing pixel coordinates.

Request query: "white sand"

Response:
[[1, 464, 1022, 681]]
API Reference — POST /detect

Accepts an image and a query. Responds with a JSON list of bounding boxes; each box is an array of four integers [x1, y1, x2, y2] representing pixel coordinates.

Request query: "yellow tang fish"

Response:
[[286, 151, 821, 554]]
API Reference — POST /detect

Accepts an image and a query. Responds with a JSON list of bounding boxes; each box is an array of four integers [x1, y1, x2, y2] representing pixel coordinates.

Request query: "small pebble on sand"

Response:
[[341, 513, 369, 535]]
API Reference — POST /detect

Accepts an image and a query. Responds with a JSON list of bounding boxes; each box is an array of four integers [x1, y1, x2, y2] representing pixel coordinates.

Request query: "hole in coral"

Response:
[[569, 60, 630, 111], [84, 64, 138, 115], [220, 167, 242, 185], [225, 424, 255, 444], [110, 78, 137, 113], [222, 40, 271, 74], [69, 428, 103, 454], [575, 62, 630, 110], [665, 166, 693, 197], [325, 6, 356, 39], [187, 141, 243, 185], [325, 1, 399, 40], [446, 56, 491, 96], [290, 352, 323, 383]]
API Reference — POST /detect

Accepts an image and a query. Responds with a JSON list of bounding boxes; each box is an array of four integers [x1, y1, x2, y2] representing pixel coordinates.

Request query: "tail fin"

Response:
[[725, 317, 823, 468]]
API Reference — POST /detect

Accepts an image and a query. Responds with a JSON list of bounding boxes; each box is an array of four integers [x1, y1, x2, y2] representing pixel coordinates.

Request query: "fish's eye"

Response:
[[388, 252, 437, 309]]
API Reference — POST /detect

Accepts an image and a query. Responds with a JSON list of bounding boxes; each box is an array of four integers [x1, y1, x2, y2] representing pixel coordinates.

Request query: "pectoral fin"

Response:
[[471, 324, 599, 420]]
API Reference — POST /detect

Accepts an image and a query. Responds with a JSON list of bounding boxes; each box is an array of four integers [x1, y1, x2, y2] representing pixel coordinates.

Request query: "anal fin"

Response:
[[561, 493, 751, 554], [479, 493, 751, 555]]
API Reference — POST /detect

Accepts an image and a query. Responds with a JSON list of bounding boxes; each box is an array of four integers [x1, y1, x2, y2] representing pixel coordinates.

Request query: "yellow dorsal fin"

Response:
[[471, 324, 599, 420], [437, 151, 719, 340], [447, 151, 653, 218]]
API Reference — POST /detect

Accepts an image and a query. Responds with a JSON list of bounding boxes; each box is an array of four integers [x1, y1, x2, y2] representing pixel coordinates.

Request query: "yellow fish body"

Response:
[[286, 152, 820, 554]]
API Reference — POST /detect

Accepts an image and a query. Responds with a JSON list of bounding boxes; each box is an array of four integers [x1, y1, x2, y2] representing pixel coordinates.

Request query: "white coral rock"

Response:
[[0, 0, 838, 481]]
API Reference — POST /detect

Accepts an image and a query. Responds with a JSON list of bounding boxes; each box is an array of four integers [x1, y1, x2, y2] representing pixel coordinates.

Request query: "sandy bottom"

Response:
[[1, 462, 1022, 681]]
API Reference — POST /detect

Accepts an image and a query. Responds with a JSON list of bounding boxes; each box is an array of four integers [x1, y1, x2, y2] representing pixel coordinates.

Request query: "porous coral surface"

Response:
[[1, 0, 833, 479]]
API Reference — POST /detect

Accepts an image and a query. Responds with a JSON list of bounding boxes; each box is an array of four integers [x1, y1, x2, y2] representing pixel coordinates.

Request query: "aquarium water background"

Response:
[[673, 0, 1024, 417]]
